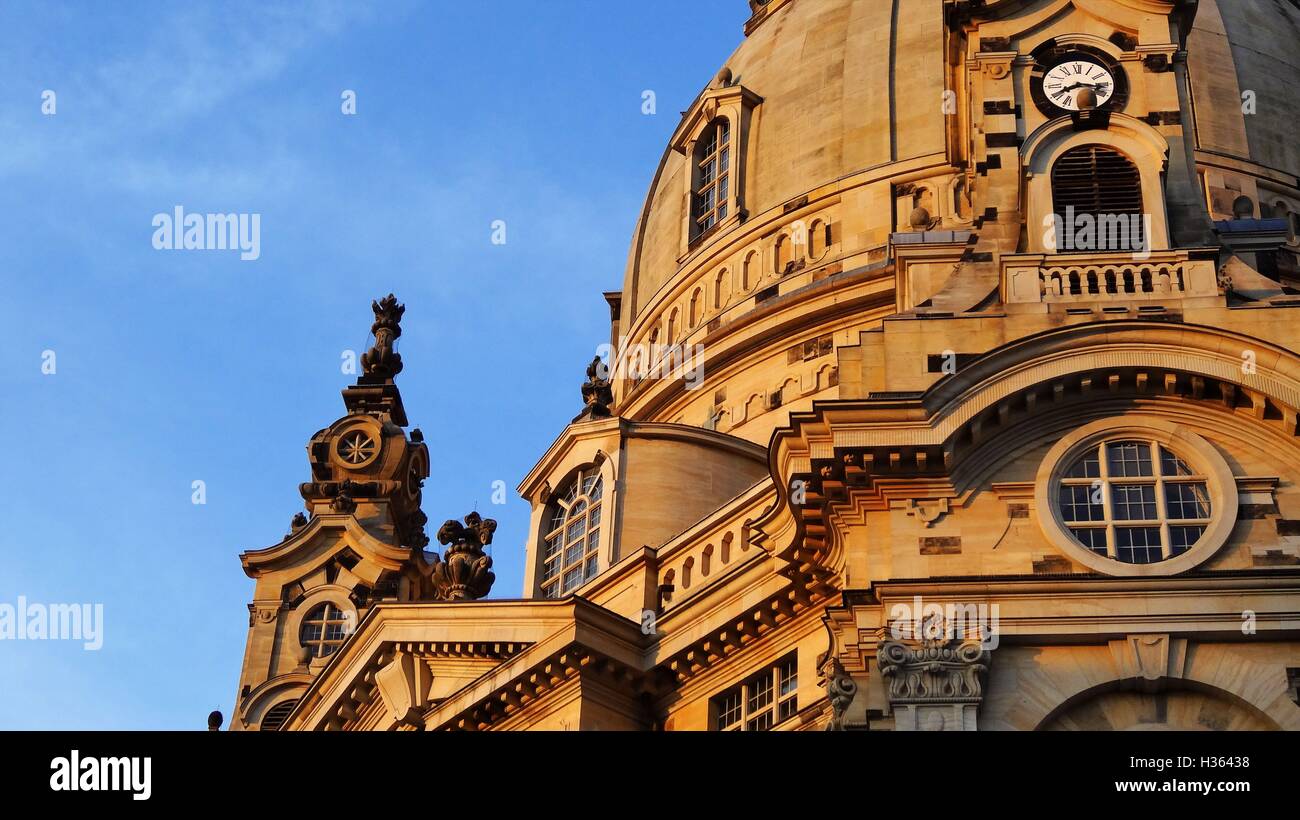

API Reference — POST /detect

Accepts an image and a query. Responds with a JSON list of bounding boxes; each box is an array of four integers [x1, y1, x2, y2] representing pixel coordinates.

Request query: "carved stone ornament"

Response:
[[577, 356, 614, 421], [403, 509, 430, 550], [330, 480, 361, 514], [877, 637, 989, 704], [905, 498, 950, 528], [824, 658, 859, 732], [429, 512, 497, 600], [877, 636, 991, 731], [361, 293, 405, 379]]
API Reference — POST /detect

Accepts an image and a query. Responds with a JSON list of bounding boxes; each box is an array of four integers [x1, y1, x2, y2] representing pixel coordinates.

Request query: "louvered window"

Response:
[[1051, 146, 1144, 250], [260, 699, 299, 731]]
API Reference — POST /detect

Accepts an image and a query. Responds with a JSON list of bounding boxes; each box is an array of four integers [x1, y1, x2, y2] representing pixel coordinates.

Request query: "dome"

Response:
[[610, 0, 1300, 447], [614, 0, 947, 443]]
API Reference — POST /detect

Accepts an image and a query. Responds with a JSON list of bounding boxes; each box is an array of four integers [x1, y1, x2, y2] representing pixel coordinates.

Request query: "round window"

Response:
[[299, 603, 353, 658], [1035, 419, 1238, 577], [1057, 439, 1210, 564]]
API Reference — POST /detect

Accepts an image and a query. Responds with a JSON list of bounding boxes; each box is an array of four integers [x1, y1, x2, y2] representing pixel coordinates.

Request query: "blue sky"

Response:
[[0, 0, 747, 729]]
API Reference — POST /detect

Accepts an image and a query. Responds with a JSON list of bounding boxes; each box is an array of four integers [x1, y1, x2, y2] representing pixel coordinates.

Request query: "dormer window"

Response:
[[541, 468, 604, 598], [670, 83, 762, 252], [694, 119, 731, 236]]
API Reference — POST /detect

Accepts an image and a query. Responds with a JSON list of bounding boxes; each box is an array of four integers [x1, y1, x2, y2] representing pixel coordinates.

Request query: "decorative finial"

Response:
[[207, 710, 223, 731], [428, 512, 497, 600], [361, 293, 405, 379], [576, 356, 614, 422]]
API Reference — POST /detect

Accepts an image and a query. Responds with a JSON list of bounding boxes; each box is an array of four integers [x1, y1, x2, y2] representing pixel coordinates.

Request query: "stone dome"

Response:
[[610, 0, 1300, 446]]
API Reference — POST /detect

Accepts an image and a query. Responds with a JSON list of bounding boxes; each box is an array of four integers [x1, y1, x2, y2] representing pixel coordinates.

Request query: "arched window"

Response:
[[541, 467, 604, 598], [667, 308, 679, 343], [742, 251, 757, 291], [714, 269, 727, 309], [1056, 439, 1210, 564], [299, 603, 351, 658], [692, 118, 730, 237], [260, 699, 299, 731], [690, 289, 703, 327], [1051, 145, 1144, 251]]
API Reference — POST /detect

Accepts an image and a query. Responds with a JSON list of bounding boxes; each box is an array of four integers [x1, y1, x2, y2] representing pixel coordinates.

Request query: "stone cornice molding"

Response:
[[668, 84, 763, 157], [289, 598, 647, 731], [239, 513, 416, 580]]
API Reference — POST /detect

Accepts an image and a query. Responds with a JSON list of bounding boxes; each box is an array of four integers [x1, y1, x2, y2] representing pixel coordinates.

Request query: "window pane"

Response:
[[1165, 482, 1210, 519], [1160, 447, 1196, 477], [778, 658, 797, 698], [746, 711, 774, 732], [716, 690, 741, 730], [565, 517, 587, 542], [589, 478, 603, 501], [544, 535, 563, 560], [1064, 448, 1101, 479], [778, 697, 797, 723], [562, 566, 583, 592], [1107, 441, 1153, 477], [1059, 485, 1103, 522], [1169, 525, 1204, 555], [1069, 527, 1108, 555], [747, 671, 774, 714], [1115, 526, 1163, 563], [1111, 484, 1157, 521]]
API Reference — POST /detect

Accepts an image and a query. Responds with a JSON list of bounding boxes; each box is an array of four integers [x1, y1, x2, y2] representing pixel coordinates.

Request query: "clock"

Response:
[[1041, 58, 1116, 111], [1029, 45, 1128, 118]]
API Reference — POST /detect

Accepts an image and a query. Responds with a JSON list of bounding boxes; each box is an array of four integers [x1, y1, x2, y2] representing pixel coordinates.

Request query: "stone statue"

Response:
[[361, 293, 405, 379], [429, 512, 497, 600], [579, 356, 614, 419]]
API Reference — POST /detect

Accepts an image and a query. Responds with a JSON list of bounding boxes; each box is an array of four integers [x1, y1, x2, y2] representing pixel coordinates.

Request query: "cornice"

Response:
[[239, 512, 413, 578]]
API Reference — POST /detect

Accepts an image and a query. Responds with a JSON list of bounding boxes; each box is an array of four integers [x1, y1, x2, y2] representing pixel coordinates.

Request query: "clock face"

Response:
[[1042, 58, 1116, 111]]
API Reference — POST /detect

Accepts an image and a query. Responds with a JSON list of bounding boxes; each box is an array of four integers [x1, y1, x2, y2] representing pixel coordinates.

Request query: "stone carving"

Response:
[[361, 293, 405, 379], [877, 636, 990, 731], [578, 356, 614, 420], [330, 479, 361, 514], [905, 498, 950, 528], [429, 512, 497, 600], [375, 649, 433, 728], [403, 509, 430, 550], [877, 637, 989, 704], [824, 658, 858, 731]]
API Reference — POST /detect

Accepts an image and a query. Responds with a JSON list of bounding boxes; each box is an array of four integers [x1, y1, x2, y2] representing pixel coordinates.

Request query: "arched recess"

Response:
[[238, 672, 313, 730], [1021, 114, 1171, 253], [1038, 684, 1280, 731], [972, 639, 1300, 731]]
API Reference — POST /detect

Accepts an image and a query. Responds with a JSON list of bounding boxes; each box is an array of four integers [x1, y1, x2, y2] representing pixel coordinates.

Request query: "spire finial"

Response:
[[361, 293, 405, 380]]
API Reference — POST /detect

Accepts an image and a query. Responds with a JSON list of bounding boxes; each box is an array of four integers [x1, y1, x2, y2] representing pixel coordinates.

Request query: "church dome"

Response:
[[611, 0, 1300, 446], [614, 0, 943, 442]]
